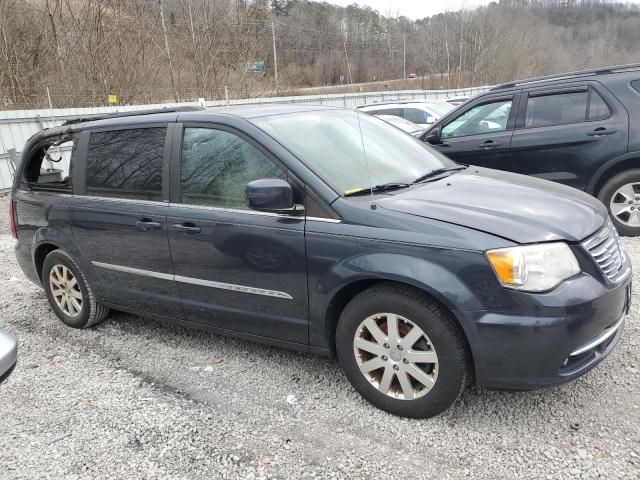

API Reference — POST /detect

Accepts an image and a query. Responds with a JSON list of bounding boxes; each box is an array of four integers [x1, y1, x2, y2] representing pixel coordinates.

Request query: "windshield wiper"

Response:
[[344, 182, 411, 197], [412, 165, 467, 184]]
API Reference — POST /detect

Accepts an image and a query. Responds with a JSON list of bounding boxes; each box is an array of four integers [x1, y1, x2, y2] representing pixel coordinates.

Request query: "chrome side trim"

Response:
[[174, 275, 293, 299], [91, 261, 293, 300], [569, 315, 625, 357], [306, 216, 342, 224], [92, 261, 174, 281]]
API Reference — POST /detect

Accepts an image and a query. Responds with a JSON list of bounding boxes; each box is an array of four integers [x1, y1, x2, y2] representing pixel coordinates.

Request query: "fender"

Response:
[[307, 251, 498, 352], [31, 226, 93, 284], [586, 151, 640, 195]]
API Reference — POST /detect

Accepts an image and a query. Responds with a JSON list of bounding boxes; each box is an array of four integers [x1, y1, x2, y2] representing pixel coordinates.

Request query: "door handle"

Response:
[[478, 140, 502, 149], [587, 127, 617, 137], [136, 219, 162, 230], [173, 223, 201, 234]]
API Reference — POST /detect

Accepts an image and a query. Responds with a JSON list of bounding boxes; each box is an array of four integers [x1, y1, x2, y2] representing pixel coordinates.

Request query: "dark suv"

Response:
[[10, 105, 631, 418], [423, 64, 640, 236]]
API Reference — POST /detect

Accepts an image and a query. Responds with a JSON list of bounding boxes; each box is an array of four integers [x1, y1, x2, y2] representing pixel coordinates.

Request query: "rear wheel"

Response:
[[42, 250, 110, 329], [598, 169, 640, 236], [336, 283, 469, 418]]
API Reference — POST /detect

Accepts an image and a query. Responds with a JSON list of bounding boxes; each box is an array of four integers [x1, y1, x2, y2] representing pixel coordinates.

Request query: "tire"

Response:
[[336, 283, 469, 418], [598, 169, 640, 237], [42, 249, 110, 329]]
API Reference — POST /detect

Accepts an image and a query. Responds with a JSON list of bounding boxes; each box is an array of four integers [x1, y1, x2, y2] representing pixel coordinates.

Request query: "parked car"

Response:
[[375, 114, 426, 137], [357, 102, 450, 128], [423, 64, 640, 236], [11, 105, 630, 418], [0, 329, 17, 384], [446, 96, 470, 107], [408, 73, 417, 79]]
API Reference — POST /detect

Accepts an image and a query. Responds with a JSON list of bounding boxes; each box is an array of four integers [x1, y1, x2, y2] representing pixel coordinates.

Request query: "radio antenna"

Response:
[[354, 111, 376, 209]]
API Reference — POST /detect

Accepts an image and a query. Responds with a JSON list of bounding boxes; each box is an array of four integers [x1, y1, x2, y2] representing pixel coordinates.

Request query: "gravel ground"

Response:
[[0, 194, 639, 480]]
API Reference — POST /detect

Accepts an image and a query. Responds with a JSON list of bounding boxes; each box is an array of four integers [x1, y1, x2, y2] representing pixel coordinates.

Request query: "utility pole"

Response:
[[272, 21, 279, 93], [159, 0, 179, 102], [403, 34, 407, 80]]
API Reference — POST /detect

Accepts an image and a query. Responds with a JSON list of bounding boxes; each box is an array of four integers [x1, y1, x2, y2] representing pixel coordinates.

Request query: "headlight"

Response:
[[486, 242, 580, 292]]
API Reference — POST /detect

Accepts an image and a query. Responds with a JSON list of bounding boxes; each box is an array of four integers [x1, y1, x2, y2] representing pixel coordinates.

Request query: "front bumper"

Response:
[[463, 271, 631, 390]]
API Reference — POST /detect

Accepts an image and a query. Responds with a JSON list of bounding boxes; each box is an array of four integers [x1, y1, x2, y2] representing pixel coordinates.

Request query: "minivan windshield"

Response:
[[252, 110, 456, 195]]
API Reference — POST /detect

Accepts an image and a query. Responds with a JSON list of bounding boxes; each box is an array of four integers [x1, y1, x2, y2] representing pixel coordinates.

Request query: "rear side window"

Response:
[[22, 137, 75, 192], [632, 80, 640, 94], [367, 108, 402, 117], [404, 108, 429, 124], [180, 127, 285, 209], [85, 127, 166, 201], [524, 91, 588, 128], [587, 89, 611, 120]]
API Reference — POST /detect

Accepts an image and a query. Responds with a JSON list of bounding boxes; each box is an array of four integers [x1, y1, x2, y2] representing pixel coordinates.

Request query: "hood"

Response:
[[378, 167, 607, 243]]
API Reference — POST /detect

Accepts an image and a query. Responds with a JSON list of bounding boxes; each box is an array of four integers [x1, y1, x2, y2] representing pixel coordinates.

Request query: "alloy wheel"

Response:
[[353, 313, 438, 400], [610, 182, 640, 227], [49, 264, 83, 317]]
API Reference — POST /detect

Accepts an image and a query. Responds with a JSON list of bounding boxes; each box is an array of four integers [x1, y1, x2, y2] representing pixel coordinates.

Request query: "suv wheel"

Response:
[[336, 283, 469, 418], [598, 169, 640, 236], [42, 250, 110, 329]]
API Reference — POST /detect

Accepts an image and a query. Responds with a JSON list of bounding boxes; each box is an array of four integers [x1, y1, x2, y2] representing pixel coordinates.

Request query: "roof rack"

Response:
[[62, 106, 205, 126], [491, 63, 640, 90]]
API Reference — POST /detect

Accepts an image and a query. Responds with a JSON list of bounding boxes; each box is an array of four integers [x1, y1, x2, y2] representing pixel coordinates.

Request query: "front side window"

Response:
[[86, 127, 166, 201], [252, 110, 455, 195], [442, 99, 512, 139], [524, 91, 588, 128], [180, 128, 285, 209]]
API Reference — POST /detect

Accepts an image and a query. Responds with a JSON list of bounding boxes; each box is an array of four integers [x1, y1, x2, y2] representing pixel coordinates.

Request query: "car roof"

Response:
[[359, 102, 439, 110], [490, 63, 640, 92], [36, 103, 339, 138]]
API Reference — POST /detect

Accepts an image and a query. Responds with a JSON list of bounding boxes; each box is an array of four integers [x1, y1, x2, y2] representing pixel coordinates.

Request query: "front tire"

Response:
[[598, 169, 640, 236], [42, 250, 110, 329], [336, 283, 469, 418]]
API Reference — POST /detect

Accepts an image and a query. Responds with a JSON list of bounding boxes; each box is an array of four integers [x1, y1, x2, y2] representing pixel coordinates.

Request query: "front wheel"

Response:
[[598, 169, 640, 236], [336, 284, 469, 418]]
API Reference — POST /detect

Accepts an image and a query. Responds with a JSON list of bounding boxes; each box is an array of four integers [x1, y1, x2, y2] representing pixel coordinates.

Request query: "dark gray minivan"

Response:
[[10, 105, 631, 418]]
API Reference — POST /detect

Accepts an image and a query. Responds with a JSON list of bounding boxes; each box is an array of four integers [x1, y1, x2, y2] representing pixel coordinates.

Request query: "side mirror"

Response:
[[423, 127, 442, 144], [426, 116, 436, 125], [246, 178, 301, 214], [0, 330, 17, 385]]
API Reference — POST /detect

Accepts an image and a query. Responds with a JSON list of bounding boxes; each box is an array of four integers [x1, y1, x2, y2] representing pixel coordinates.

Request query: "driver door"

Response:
[[430, 93, 519, 170]]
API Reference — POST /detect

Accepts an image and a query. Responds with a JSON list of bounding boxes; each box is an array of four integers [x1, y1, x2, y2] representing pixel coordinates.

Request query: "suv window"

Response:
[[588, 89, 611, 120], [22, 137, 75, 192], [404, 108, 429, 124], [524, 90, 588, 128], [86, 127, 166, 201], [442, 99, 512, 138], [368, 108, 402, 117], [180, 127, 285, 209], [631, 80, 640, 94]]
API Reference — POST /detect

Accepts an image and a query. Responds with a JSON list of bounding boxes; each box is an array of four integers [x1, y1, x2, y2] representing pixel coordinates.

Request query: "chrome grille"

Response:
[[582, 219, 627, 283]]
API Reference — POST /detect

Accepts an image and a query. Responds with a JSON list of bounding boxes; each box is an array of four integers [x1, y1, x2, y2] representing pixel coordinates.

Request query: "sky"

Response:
[[326, 0, 640, 19]]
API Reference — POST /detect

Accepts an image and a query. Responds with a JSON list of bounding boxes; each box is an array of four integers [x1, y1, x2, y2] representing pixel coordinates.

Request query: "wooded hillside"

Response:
[[1, 0, 639, 109]]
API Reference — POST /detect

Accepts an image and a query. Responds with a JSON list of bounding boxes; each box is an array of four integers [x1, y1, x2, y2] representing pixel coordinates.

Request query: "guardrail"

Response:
[[0, 85, 491, 191]]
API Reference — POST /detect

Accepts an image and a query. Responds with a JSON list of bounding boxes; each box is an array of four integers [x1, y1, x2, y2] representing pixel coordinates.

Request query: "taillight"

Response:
[[9, 198, 17, 239]]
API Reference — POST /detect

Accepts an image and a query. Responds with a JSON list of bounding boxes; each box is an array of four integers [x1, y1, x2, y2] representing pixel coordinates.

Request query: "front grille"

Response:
[[582, 218, 626, 283]]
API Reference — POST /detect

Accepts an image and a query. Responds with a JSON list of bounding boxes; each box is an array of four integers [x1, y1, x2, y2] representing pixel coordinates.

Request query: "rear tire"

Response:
[[336, 283, 469, 418], [42, 250, 109, 329], [598, 169, 640, 236]]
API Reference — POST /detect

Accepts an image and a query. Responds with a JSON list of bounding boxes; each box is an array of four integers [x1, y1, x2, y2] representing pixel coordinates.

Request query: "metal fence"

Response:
[[0, 85, 490, 191]]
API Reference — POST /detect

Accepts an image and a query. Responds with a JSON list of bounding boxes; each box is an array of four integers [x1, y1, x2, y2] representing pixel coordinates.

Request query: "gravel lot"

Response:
[[0, 194, 639, 479]]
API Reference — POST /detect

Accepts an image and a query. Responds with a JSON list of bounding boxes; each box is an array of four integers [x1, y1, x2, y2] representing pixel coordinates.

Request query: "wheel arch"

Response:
[[31, 227, 89, 285], [587, 153, 640, 196], [322, 273, 477, 379]]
